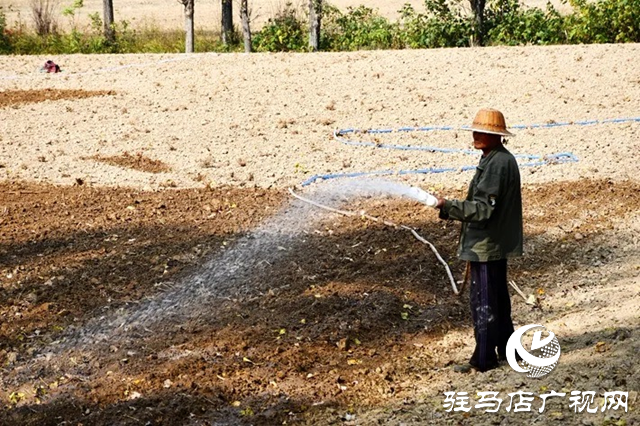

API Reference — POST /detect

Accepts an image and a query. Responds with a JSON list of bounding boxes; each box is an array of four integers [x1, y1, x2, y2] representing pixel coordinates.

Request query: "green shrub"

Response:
[[399, 1, 473, 48], [485, 0, 567, 45], [3, 18, 226, 54], [253, 2, 307, 52], [566, 0, 640, 43], [323, 5, 401, 51]]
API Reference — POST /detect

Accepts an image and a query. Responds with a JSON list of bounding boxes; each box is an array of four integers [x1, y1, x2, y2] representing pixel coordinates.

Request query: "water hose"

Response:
[[288, 188, 459, 295]]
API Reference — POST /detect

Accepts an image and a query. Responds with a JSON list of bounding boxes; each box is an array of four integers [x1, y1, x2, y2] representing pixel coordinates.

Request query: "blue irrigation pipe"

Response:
[[300, 153, 579, 186], [301, 121, 591, 186], [304, 117, 640, 186], [335, 116, 640, 138], [333, 116, 640, 157]]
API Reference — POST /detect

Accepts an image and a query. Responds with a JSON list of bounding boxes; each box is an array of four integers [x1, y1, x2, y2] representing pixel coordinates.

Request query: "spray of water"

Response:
[[25, 178, 432, 370]]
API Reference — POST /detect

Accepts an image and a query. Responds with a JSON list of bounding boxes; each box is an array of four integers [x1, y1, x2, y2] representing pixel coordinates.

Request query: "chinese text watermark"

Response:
[[443, 390, 628, 413]]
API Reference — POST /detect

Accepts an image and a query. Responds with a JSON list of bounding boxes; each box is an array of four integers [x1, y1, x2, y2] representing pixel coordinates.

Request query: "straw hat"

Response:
[[465, 108, 514, 137]]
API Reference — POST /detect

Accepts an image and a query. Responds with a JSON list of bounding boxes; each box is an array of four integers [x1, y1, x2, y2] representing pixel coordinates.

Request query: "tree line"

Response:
[[89, 0, 522, 53], [1, 0, 638, 54], [94, 0, 323, 53], [60, 0, 640, 52]]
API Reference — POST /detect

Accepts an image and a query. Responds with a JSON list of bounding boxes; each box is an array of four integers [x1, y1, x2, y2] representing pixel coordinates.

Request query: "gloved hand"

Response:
[[405, 186, 439, 208]]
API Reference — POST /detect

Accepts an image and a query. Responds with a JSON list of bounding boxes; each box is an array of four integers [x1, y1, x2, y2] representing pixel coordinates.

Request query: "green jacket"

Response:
[[439, 144, 523, 262]]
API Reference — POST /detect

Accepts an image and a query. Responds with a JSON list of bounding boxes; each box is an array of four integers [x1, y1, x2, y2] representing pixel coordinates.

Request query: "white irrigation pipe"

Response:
[[508, 280, 529, 302], [288, 188, 460, 295]]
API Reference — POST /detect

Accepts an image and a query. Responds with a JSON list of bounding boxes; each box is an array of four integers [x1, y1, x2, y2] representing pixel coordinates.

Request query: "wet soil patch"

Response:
[[0, 178, 639, 425], [87, 152, 172, 173], [0, 89, 115, 108]]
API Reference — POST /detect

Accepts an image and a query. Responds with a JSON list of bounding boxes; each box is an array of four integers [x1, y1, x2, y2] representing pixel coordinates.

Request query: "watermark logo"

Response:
[[506, 324, 561, 378]]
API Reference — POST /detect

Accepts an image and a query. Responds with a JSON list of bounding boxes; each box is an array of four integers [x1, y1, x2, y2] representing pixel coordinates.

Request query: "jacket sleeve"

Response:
[[440, 170, 502, 223]]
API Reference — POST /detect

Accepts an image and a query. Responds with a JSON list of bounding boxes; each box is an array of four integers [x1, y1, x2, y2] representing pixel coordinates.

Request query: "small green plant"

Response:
[[239, 406, 254, 417], [61, 0, 83, 34], [9, 391, 25, 405], [88, 11, 102, 33], [62, 0, 83, 17], [294, 163, 308, 174]]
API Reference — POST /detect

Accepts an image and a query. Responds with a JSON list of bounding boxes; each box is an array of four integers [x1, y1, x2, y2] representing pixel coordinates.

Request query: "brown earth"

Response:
[[0, 89, 114, 109], [87, 152, 173, 174], [0, 177, 638, 425]]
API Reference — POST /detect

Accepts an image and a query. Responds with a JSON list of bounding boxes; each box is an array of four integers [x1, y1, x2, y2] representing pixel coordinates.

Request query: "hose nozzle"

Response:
[[406, 186, 438, 208]]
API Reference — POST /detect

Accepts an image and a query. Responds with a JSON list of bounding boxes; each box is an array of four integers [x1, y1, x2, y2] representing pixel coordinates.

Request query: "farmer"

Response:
[[42, 60, 61, 73], [435, 108, 523, 373]]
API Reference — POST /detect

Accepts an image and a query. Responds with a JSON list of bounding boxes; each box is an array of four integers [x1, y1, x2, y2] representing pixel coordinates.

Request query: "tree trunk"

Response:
[[183, 0, 195, 53], [221, 0, 233, 46], [309, 0, 322, 51], [470, 0, 485, 46], [240, 0, 251, 53], [103, 0, 115, 43]]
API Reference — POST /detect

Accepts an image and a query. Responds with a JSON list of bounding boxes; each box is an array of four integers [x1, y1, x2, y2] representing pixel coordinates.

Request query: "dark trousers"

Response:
[[468, 259, 515, 372]]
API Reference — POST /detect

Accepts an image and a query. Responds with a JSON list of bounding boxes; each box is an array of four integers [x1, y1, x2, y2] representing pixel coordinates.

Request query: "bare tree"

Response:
[[240, 0, 251, 52], [221, 0, 233, 46], [103, 0, 115, 43], [178, 0, 195, 53], [30, 0, 58, 36], [308, 0, 322, 51]]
